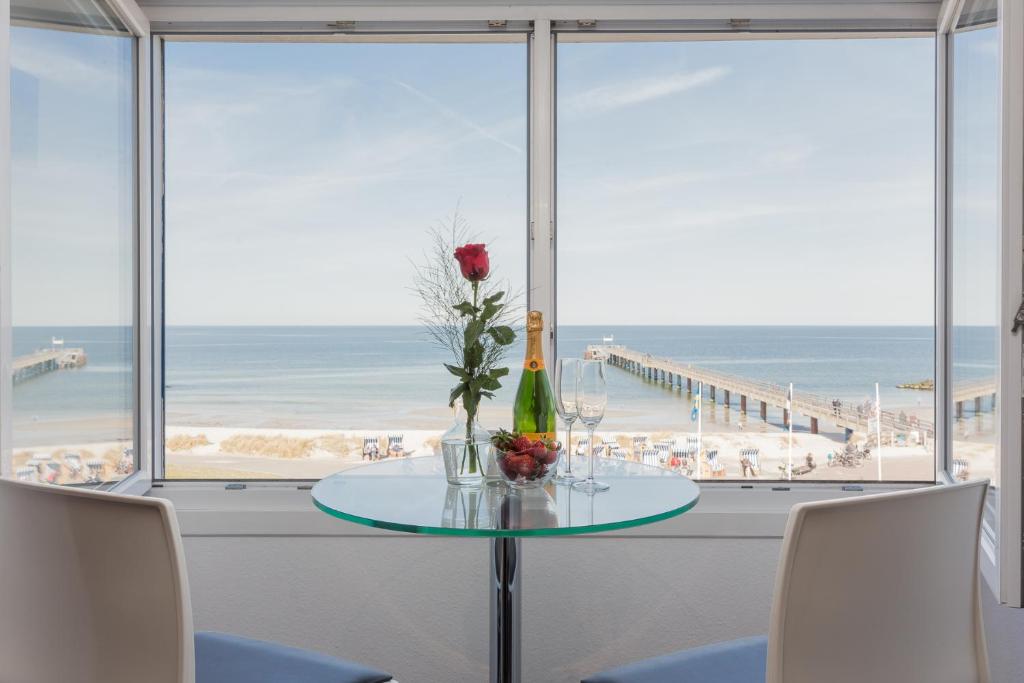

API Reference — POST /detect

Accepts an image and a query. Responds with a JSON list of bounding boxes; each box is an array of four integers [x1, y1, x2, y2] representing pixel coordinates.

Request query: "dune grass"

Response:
[[166, 433, 212, 452], [219, 434, 316, 459]]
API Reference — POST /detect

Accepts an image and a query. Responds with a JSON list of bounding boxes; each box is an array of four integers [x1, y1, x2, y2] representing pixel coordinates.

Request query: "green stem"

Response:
[[464, 281, 481, 474]]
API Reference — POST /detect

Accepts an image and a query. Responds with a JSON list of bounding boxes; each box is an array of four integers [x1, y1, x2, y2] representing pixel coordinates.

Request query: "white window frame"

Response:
[[0, 0, 153, 493], [939, 0, 1023, 606]]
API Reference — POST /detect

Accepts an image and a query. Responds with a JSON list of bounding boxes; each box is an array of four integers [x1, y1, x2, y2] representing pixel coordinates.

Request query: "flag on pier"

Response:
[[690, 387, 701, 422]]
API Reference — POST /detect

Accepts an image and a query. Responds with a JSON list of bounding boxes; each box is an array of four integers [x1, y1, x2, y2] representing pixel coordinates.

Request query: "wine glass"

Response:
[[553, 358, 581, 485], [572, 360, 610, 494]]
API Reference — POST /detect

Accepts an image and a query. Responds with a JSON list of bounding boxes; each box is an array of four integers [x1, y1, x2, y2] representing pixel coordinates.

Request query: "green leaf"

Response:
[[482, 291, 505, 306], [480, 375, 502, 391], [463, 391, 479, 416], [465, 343, 483, 369], [444, 364, 471, 380], [480, 390, 496, 399], [480, 301, 500, 323], [488, 326, 516, 346], [449, 383, 467, 408], [453, 301, 477, 317], [464, 319, 485, 348], [489, 367, 510, 379]]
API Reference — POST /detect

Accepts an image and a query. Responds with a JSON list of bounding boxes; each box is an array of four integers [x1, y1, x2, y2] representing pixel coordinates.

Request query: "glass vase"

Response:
[[441, 407, 492, 487]]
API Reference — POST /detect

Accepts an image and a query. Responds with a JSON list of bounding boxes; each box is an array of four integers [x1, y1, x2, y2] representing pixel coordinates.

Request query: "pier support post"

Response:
[[710, 386, 716, 401], [783, 408, 790, 426], [740, 395, 747, 413], [992, 392, 997, 410], [810, 417, 818, 434], [760, 401, 767, 421], [723, 390, 730, 407], [956, 401, 963, 419], [975, 396, 982, 414], [687, 377, 692, 392]]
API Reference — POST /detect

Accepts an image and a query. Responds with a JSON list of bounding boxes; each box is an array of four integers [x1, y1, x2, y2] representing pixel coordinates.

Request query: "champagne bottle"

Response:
[[513, 310, 557, 442]]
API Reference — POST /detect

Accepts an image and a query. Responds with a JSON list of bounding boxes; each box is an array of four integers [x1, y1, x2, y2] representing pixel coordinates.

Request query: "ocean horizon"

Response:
[[11, 324, 996, 447]]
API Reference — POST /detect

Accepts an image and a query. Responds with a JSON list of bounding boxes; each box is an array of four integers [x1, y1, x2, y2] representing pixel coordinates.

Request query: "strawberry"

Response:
[[511, 436, 533, 452]]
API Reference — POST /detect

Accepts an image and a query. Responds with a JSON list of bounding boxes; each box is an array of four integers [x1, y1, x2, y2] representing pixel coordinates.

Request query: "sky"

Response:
[[8, 31, 1001, 327]]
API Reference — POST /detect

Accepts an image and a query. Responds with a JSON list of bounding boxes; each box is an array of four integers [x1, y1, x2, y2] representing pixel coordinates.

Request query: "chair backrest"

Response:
[[0, 479, 195, 683], [767, 481, 990, 683]]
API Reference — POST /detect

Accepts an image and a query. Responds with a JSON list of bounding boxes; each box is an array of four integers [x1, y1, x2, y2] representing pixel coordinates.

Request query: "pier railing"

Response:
[[12, 347, 87, 384]]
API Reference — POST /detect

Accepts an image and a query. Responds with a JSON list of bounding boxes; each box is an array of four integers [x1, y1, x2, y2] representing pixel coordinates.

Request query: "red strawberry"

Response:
[[515, 456, 537, 477], [530, 445, 549, 461], [542, 449, 558, 465], [511, 436, 533, 452]]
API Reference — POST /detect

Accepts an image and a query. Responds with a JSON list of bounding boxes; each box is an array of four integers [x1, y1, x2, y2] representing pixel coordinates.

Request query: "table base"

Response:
[[490, 536, 521, 683]]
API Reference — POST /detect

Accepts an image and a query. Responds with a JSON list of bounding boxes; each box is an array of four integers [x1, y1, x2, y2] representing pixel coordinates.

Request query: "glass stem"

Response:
[[566, 421, 574, 475], [588, 426, 596, 483]]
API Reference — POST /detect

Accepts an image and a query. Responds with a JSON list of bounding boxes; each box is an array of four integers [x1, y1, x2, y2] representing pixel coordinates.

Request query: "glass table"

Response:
[[312, 455, 700, 683]]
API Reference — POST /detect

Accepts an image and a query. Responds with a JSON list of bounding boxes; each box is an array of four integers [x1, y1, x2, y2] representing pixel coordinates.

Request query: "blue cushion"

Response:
[[582, 635, 767, 683], [195, 631, 392, 683]]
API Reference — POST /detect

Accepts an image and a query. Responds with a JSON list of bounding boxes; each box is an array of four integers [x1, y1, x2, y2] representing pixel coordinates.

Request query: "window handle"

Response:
[[1012, 297, 1024, 334]]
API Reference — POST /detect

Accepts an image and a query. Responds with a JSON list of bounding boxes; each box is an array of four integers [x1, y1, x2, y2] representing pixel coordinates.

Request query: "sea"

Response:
[[10, 325, 997, 447]]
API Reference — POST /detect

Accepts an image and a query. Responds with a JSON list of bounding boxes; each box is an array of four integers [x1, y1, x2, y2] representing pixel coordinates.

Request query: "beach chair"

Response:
[[116, 448, 134, 475], [44, 462, 61, 484], [63, 454, 83, 480], [705, 449, 726, 478], [610, 446, 628, 460], [631, 435, 648, 458], [15, 467, 37, 483], [952, 458, 970, 482], [575, 437, 590, 456], [641, 448, 660, 468], [362, 436, 380, 460], [740, 448, 761, 478], [85, 460, 106, 484], [24, 459, 42, 475], [685, 435, 700, 454], [386, 434, 405, 458]]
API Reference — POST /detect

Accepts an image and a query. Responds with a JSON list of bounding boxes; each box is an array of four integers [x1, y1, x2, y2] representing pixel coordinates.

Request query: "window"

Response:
[[557, 36, 936, 482], [162, 39, 527, 479], [949, 3, 1000, 488], [7, 0, 137, 485]]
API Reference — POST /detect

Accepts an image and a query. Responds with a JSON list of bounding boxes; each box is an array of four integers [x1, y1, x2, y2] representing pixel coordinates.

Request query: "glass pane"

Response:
[[163, 41, 527, 479], [8, 1, 137, 485], [950, 21, 1000, 486], [557, 37, 935, 482]]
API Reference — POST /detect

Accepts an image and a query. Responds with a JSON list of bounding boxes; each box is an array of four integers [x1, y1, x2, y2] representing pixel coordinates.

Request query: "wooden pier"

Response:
[[587, 345, 936, 440], [13, 347, 87, 384]]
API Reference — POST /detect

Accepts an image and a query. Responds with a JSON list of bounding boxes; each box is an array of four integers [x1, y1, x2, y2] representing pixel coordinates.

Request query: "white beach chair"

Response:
[[362, 436, 380, 460], [740, 448, 761, 477], [952, 458, 970, 482], [609, 446, 628, 460], [641, 448, 660, 468], [686, 435, 700, 453], [386, 434, 405, 458], [631, 435, 648, 458], [85, 460, 106, 484], [575, 437, 590, 457], [705, 449, 726, 478], [15, 467, 37, 483], [62, 453, 83, 480]]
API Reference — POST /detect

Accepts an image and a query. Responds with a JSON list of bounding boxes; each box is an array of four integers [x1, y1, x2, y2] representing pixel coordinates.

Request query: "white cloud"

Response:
[[563, 66, 730, 116]]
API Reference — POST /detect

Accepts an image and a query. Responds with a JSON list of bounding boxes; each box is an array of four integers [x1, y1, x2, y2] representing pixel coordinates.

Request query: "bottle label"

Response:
[[520, 432, 555, 443], [524, 313, 545, 370]]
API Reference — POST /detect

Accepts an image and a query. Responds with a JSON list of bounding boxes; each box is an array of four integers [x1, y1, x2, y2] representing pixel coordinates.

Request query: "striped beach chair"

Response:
[[15, 467, 37, 482], [705, 449, 726, 478], [631, 435, 648, 458], [686, 435, 700, 453], [740, 448, 761, 477], [575, 437, 590, 456], [85, 459, 106, 484], [952, 458, 970, 482], [362, 436, 380, 460], [386, 434, 406, 458], [641, 448, 661, 468], [608, 445, 628, 460]]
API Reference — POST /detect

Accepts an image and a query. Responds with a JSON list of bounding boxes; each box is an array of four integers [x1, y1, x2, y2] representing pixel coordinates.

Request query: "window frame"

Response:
[[0, 0, 152, 493]]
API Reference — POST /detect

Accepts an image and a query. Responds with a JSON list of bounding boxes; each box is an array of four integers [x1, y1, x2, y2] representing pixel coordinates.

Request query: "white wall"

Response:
[[183, 534, 780, 683]]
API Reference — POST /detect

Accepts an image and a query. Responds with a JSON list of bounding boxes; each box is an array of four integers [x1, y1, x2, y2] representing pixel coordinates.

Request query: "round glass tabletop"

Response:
[[312, 455, 701, 537]]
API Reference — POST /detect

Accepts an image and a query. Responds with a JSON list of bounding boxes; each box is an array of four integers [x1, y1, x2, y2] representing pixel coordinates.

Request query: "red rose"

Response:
[[454, 243, 490, 282]]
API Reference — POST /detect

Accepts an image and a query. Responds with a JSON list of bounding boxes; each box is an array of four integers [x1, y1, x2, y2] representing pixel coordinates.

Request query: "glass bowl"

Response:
[[496, 444, 560, 489]]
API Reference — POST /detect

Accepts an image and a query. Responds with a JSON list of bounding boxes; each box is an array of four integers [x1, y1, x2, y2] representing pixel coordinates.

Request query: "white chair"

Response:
[[641, 448, 660, 468], [0, 478, 394, 683], [584, 480, 991, 683]]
